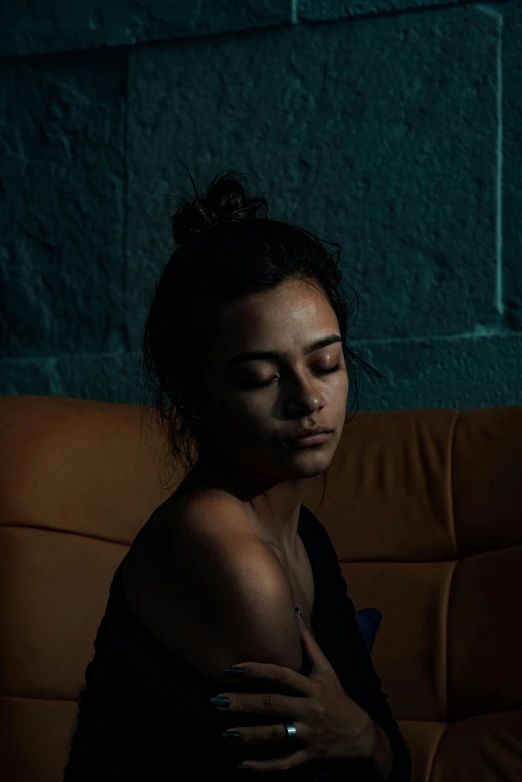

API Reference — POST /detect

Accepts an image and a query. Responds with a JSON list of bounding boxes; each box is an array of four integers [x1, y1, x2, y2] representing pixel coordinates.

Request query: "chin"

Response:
[[283, 451, 332, 476]]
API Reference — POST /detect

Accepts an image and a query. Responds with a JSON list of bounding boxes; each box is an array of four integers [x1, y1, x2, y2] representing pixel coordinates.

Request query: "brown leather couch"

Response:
[[1, 395, 521, 782]]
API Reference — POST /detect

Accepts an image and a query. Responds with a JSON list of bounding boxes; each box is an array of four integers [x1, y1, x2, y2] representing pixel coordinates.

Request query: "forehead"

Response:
[[214, 280, 336, 351]]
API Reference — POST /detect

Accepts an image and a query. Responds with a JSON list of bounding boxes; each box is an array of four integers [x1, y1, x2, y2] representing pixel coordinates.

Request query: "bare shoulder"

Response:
[[170, 490, 293, 610], [138, 489, 304, 683], [168, 487, 256, 547]]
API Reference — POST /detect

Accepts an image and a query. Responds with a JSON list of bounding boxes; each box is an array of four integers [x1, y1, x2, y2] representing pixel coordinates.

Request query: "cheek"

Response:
[[215, 396, 265, 433]]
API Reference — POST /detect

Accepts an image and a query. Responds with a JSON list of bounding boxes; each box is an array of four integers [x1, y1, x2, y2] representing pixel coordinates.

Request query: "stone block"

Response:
[[356, 333, 522, 411], [0, 1, 294, 59], [300, 0, 477, 24], [0, 51, 126, 358], [126, 3, 500, 348], [0, 351, 142, 404]]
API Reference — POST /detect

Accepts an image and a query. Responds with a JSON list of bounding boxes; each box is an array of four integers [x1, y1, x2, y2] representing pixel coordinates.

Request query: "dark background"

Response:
[[1, 0, 520, 411]]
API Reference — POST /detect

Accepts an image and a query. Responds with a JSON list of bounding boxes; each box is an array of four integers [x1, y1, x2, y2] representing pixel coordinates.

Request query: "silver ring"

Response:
[[284, 722, 297, 742]]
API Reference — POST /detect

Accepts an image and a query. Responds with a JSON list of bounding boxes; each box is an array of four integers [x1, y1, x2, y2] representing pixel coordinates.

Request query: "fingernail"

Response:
[[295, 607, 302, 616], [222, 731, 242, 742], [237, 765, 253, 771], [210, 697, 230, 707], [223, 667, 244, 676]]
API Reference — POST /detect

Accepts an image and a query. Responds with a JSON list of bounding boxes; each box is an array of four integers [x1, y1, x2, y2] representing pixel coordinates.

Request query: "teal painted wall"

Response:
[[1, 0, 521, 411]]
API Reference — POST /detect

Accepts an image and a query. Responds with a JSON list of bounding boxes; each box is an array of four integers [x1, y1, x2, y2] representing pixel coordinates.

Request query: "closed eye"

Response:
[[241, 363, 341, 389]]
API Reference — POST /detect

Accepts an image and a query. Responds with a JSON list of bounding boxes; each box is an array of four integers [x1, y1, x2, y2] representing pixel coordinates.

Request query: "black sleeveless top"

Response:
[[63, 503, 411, 781]]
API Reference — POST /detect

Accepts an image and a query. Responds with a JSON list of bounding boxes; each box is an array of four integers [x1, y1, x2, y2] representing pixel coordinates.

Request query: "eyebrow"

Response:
[[226, 334, 342, 365]]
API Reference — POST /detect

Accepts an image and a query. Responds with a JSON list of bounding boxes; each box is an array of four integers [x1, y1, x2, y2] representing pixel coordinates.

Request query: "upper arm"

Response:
[[172, 501, 303, 686]]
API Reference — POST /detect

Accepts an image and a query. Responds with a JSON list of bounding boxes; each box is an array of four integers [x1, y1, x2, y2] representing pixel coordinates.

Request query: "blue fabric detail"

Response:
[[355, 608, 383, 652]]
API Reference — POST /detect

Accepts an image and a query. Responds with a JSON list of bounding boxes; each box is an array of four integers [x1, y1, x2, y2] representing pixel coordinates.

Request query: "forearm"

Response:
[[333, 706, 395, 779], [359, 715, 394, 781]]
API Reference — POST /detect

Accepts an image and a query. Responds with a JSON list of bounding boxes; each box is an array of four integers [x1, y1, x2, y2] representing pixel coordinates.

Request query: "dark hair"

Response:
[[139, 166, 387, 512]]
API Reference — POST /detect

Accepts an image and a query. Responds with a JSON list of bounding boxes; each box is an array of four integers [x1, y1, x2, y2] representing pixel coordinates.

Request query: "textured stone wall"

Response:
[[1, 0, 520, 411]]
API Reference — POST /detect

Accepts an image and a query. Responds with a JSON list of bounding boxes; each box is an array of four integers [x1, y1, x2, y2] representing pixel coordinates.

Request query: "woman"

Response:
[[64, 168, 411, 780]]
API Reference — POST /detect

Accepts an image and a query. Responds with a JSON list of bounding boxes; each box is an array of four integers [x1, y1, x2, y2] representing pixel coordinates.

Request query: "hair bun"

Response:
[[171, 168, 269, 247]]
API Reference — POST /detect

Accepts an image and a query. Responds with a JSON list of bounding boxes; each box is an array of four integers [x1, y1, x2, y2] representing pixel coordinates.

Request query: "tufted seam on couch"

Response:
[[426, 720, 451, 782], [1, 522, 133, 549], [445, 410, 460, 721], [448, 410, 459, 559], [0, 694, 76, 704]]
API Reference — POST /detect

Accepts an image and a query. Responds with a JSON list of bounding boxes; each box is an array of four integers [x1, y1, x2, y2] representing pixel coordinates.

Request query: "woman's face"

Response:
[[199, 278, 350, 484]]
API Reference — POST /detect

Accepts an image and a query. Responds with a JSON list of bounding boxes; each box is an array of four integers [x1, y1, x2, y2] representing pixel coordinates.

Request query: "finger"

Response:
[[214, 692, 308, 716], [230, 663, 317, 697], [225, 723, 292, 745], [238, 747, 311, 773]]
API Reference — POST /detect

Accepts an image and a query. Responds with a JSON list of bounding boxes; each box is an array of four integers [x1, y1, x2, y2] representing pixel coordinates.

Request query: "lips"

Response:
[[283, 431, 332, 448], [285, 427, 332, 443]]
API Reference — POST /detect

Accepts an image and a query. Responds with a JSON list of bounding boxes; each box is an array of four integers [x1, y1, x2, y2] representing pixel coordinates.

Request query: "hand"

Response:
[[211, 610, 373, 773]]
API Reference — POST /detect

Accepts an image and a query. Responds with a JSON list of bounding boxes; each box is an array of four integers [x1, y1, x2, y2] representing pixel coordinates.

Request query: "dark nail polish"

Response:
[[295, 606, 302, 616], [223, 667, 244, 676], [222, 731, 242, 742], [237, 765, 252, 771]]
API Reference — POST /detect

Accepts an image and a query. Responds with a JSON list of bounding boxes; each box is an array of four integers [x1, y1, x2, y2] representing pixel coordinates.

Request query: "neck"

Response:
[[192, 451, 304, 558]]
